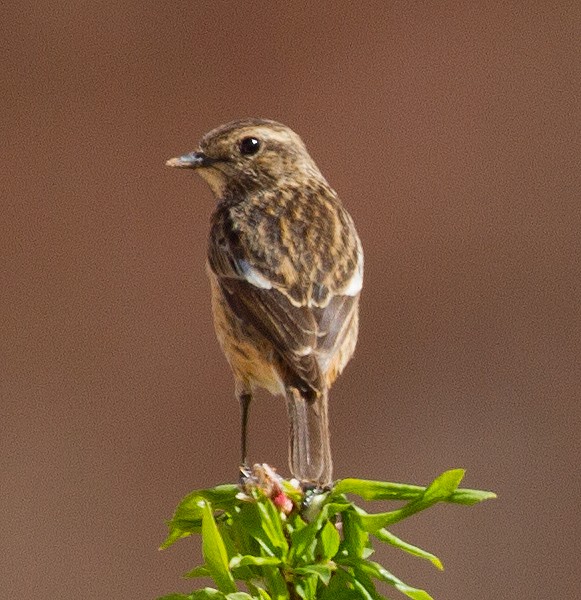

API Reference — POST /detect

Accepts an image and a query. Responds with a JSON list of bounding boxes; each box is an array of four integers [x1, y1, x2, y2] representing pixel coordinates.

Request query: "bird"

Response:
[[166, 119, 363, 487]]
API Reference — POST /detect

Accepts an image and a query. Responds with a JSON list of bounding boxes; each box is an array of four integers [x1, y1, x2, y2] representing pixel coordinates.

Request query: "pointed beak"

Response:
[[165, 151, 217, 169]]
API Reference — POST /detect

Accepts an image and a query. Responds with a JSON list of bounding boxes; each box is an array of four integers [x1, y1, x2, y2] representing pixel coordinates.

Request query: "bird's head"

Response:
[[166, 119, 323, 197]]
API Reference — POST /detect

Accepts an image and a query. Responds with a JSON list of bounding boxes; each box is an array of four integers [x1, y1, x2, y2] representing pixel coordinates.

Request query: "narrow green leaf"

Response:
[[235, 503, 279, 557], [373, 528, 443, 570], [201, 501, 237, 594], [319, 567, 373, 600], [317, 501, 353, 523], [373, 561, 433, 600], [293, 562, 335, 585], [255, 498, 288, 557], [184, 564, 211, 578], [262, 565, 289, 600], [289, 501, 349, 564], [343, 558, 433, 600], [190, 590, 227, 600], [319, 521, 341, 560], [226, 593, 255, 600], [174, 485, 239, 522], [162, 484, 239, 549], [248, 586, 272, 600], [358, 504, 430, 532], [341, 509, 370, 558], [255, 589, 272, 600], [347, 566, 382, 600], [422, 469, 465, 503], [228, 506, 261, 557], [294, 572, 318, 600], [449, 488, 497, 505], [289, 521, 319, 564], [195, 484, 241, 504], [333, 478, 428, 501], [160, 525, 199, 550], [229, 555, 282, 568], [357, 470, 471, 531], [333, 474, 495, 507]]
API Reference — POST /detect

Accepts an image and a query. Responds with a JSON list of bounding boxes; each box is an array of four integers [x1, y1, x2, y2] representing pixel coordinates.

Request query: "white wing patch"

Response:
[[295, 345, 314, 356], [238, 259, 273, 290], [342, 243, 364, 296]]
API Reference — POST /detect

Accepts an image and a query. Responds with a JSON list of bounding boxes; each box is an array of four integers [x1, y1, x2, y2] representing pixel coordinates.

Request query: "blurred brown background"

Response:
[[1, 2, 579, 599]]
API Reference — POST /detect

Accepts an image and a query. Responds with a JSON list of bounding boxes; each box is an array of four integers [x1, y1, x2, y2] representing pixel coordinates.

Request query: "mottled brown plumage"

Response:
[[166, 119, 363, 486]]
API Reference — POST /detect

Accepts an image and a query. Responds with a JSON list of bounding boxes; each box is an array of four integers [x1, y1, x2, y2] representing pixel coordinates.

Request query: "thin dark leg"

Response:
[[239, 391, 252, 468]]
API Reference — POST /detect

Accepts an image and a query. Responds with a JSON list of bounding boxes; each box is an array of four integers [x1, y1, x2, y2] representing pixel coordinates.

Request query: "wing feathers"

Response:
[[208, 196, 362, 394]]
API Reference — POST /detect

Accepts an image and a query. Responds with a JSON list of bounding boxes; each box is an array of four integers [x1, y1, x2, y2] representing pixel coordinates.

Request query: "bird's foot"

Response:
[[239, 463, 252, 485]]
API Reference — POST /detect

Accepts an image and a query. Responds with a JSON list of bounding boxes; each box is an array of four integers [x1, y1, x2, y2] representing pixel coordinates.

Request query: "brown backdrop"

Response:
[[2, 2, 579, 599]]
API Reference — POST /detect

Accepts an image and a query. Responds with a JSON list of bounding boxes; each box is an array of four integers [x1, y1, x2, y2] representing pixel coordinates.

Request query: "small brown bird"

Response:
[[166, 119, 363, 486]]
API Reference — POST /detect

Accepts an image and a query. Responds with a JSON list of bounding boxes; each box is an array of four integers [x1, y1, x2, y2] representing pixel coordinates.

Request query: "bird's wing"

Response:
[[208, 201, 362, 395], [217, 277, 323, 394]]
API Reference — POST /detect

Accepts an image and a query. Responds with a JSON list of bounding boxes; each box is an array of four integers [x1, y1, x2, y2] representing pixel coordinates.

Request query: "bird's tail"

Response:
[[286, 387, 332, 486]]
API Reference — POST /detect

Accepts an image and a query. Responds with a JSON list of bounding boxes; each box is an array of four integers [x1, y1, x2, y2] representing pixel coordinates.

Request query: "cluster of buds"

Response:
[[238, 463, 301, 516]]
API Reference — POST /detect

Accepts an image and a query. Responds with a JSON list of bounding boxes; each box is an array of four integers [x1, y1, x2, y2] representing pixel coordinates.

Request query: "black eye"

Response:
[[239, 137, 260, 156]]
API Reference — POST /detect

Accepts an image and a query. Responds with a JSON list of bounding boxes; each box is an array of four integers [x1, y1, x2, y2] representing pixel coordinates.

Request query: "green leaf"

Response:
[[171, 485, 239, 526], [357, 470, 472, 532], [315, 501, 353, 525], [184, 564, 211, 578], [344, 565, 383, 600], [244, 582, 268, 599], [255, 497, 288, 557], [449, 487, 497, 505], [333, 474, 496, 507], [245, 583, 273, 600], [373, 528, 443, 570], [161, 484, 239, 549], [340, 557, 433, 600], [316, 568, 349, 600], [382, 469, 465, 526], [160, 525, 200, 550], [229, 555, 282, 568], [318, 521, 341, 560], [226, 594, 256, 600], [235, 502, 280, 558], [353, 507, 397, 534], [333, 478, 428, 501], [228, 507, 261, 557], [262, 565, 290, 600], [201, 501, 237, 594], [195, 485, 241, 504], [291, 499, 352, 563], [319, 567, 376, 600], [293, 562, 335, 585], [341, 509, 371, 558], [289, 521, 319, 564], [293, 572, 318, 600], [190, 590, 227, 600], [368, 560, 433, 600], [422, 469, 465, 502]]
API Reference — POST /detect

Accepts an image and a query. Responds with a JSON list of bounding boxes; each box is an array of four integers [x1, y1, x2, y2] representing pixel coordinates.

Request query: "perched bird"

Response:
[[166, 119, 363, 486]]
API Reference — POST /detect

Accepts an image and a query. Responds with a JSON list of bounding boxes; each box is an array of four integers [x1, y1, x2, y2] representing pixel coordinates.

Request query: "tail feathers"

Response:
[[286, 388, 332, 486]]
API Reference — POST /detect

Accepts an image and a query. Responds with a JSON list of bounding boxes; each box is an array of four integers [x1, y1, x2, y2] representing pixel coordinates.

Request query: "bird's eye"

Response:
[[238, 137, 261, 156]]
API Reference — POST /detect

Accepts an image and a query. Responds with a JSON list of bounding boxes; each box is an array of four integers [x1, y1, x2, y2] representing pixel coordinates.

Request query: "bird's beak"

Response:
[[165, 151, 216, 169]]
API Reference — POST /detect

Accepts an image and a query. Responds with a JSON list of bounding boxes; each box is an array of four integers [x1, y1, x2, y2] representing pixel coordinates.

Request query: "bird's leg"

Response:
[[238, 390, 252, 477]]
